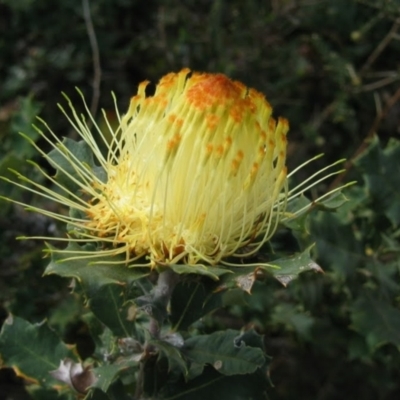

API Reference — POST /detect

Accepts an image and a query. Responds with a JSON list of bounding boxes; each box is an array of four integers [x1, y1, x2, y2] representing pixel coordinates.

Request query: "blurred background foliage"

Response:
[[1, 0, 400, 398]]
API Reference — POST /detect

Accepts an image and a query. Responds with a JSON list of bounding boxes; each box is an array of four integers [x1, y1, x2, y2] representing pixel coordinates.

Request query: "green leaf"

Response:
[[355, 136, 400, 226], [169, 264, 232, 280], [88, 284, 137, 337], [47, 137, 106, 192], [183, 330, 266, 376], [10, 96, 42, 158], [271, 303, 314, 339], [310, 210, 363, 277], [92, 361, 137, 393], [266, 245, 323, 286], [170, 280, 223, 331], [221, 245, 322, 291], [150, 339, 188, 375], [350, 293, 400, 351], [0, 315, 76, 387], [83, 314, 116, 361], [313, 191, 350, 211], [45, 242, 149, 297]]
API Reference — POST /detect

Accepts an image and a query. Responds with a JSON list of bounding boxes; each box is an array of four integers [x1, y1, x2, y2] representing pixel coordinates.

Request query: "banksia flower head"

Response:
[[2, 69, 342, 268]]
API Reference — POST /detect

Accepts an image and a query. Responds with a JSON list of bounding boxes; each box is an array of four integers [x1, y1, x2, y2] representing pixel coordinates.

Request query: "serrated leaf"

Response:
[[47, 138, 106, 192], [350, 293, 400, 351], [169, 264, 232, 280], [266, 245, 322, 286], [88, 284, 137, 337], [284, 196, 311, 231], [0, 315, 76, 387], [221, 245, 322, 290], [310, 211, 363, 277], [170, 280, 222, 331], [183, 330, 266, 376], [83, 314, 116, 361], [355, 136, 400, 226], [314, 191, 350, 211], [92, 358, 139, 393], [150, 339, 188, 375], [45, 242, 149, 296], [233, 329, 266, 351], [10, 96, 42, 158]]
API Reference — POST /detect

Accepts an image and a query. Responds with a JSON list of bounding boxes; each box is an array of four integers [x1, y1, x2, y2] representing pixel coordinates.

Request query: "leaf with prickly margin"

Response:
[[183, 330, 266, 376], [10, 96, 42, 158], [221, 245, 322, 291], [284, 191, 349, 231], [150, 339, 188, 375], [82, 314, 116, 361], [92, 358, 139, 393], [47, 138, 106, 192], [170, 280, 223, 331], [265, 244, 322, 286], [350, 293, 400, 351], [169, 264, 232, 280], [313, 191, 350, 211], [283, 196, 312, 232], [355, 136, 400, 226], [0, 315, 76, 388], [271, 303, 314, 339], [45, 242, 149, 297], [88, 284, 137, 337], [310, 210, 362, 277], [161, 366, 269, 400]]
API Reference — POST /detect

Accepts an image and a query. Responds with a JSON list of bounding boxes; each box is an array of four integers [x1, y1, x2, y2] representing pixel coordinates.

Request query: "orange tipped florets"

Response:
[[6, 69, 290, 267]]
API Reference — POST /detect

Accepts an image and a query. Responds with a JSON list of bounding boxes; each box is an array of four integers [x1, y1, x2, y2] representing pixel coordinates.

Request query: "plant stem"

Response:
[[149, 268, 180, 338]]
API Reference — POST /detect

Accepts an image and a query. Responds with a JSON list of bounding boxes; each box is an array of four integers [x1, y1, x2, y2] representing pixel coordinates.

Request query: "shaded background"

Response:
[[1, 0, 400, 399]]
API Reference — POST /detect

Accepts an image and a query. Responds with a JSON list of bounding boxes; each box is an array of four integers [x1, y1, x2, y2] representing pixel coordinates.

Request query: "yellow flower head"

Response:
[[3, 69, 344, 268], [86, 69, 288, 266]]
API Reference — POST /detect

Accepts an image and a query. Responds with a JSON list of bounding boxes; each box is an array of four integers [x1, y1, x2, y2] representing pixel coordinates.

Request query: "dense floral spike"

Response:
[[2, 69, 344, 267]]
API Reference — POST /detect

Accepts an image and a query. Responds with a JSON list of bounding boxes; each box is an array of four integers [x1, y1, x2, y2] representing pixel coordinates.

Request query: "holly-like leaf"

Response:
[[45, 242, 149, 297], [170, 280, 223, 331], [355, 136, 400, 226], [350, 293, 400, 351], [169, 264, 232, 280], [266, 245, 322, 286], [0, 315, 76, 387], [150, 339, 188, 375], [92, 361, 138, 393], [88, 284, 137, 337], [10, 96, 42, 158], [221, 245, 322, 291], [183, 330, 266, 376], [47, 137, 106, 192]]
